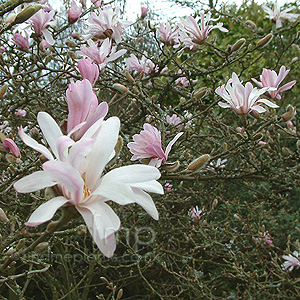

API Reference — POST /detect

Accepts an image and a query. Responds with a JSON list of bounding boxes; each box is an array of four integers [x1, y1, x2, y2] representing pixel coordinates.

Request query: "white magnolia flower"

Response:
[[14, 112, 163, 258], [282, 251, 300, 271]]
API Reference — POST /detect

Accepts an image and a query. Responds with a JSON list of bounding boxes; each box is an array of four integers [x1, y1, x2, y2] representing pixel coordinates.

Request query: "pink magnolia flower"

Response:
[[256, 231, 272, 245], [164, 183, 173, 191], [78, 59, 99, 86], [189, 206, 203, 221], [77, 39, 126, 70], [252, 66, 297, 99], [126, 54, 155, 74], [68, 0, 82, 24], [166, 114, 183, 127], [30, 9, 57, 45], [262, 4, 299, 28], [127, 123, 183, 168], [84, 7, 130, 44], [158, 22, 179, 46], [12, 32, 29, 49], [141, 7, 148, 19], [15, 109, 27, 117], [40, 39, 51, 50], [65, 79, 108, 140], [282, 251, 300, 271], [216, 72, 279, 115], [2, 138, 21, 158], [14, 112, 163, 258], [178, 12, 228, 49]]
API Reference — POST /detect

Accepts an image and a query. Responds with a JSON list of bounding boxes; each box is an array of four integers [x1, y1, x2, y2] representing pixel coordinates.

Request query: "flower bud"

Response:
[[162, 161, 180, 172], [281, 104, 296, 122], [0, 132, 6, 143], [35, 242, 49, 251], [256, 33, 273, 48], [0, 207, 8, 222], [244, 20, 256, 28], [282, 147, 293, 155], [113, 83, 129, 93], [77, 224, 87, 235], [5, 154, 21, 164], [5, 247, 15, 256], [187, 154, 210, 172], [66, 39, 77, 48], [12, 4, 42, 26], [0, 84, 8, 99], [125, 71, 135, 84], [192, 87, 207, 100], [16, 238, 26, 250], [252, 133, 263, 141], [231, 38, 246, 52], [212, 199, 218, 209], [114, 136, 123, 158]]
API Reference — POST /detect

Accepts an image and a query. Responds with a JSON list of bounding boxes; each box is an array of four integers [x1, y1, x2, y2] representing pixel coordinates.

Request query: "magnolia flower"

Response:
[[30, 9, 57, 45], [178, 12, 228, 49], [282, 251, 300, 271], [84, 7, 130, 44], [166, 114, 183, 127], [189, 206, 203, 221], [78, 59, 99, 86], [126, 54, 155, 74], [141, 7, 148, 19], [164, 183, 173, 191], [12, 32, 29, 49], [256, 231, 272, 245], [68, 0, 82, 24], [262, 4, 299, 28], [78, 39, 126, 70], [216, 72, 279, 115], [2, 138, 21, 158], [252, 66, 297, 99], [127, 123, 183, 168], [207, 158, 227, 171], [65, 79, 108, 140], [15, 109, 27, 117], [158, 22, 179, 46], [14, 112, 163, 258]]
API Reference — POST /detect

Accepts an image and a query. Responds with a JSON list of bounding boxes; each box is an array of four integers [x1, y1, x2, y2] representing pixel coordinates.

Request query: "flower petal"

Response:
[[25, 196, 69, 227], [165, 132, 183, 158]]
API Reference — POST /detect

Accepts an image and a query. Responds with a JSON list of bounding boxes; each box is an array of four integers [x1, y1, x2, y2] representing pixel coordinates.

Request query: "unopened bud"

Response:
[[212, 199, 218, 209], [0, 84, 8, 98], [256, 33, 273, 48], [16, 238, 26, 250], [245, 20, 256, 28], [234, 213, 241, 221], [5, 154, 20, 164], [114, 136, 123, 157], [77, 224, 87, 235], [125, 71, 135, 84], [291, 57, 298, 64], [192, 87, 207, 100], [67, 51, 76, 60], [0, 207, 8, 222], [162, 161, 180, 172], [116, 289, 123, 300], [180, 97, 186, 104], [46, 220, 60, 233], [12, 5, 42, 25], [281, 104, 296, 122], [231, 38, 246, 52], [113, 83, 128, 93], [187, 154, 210, 172], [0, 132, 6, 142], [5, 247, 15, 256], [45, 187, 56, 200], [282, 147, 293, 155], [66, 39, 77, 48], [252, 133, 263, 141], [35, 242, 49, 251]]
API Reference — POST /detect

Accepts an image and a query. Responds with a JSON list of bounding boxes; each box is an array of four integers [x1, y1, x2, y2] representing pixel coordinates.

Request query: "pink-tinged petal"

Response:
[[275, 66, 288, 87], [76, 201, 120, 242], [57, 136, 75, 162], [258, 98, 279, 108], [41, 28, 54, 45], [277, 80, 297, 93], [2, 138, 21, 158], [149, 158, 163, 168], [68, 138, 94, 171], [218, 101, 231, 108], [252, 78, 263, 87], [14, 171, 57, 193], [37, 112, 63, 159], [43, 161, 84, 204], [251, 105, 266, 113], [132, 188, 159, 220], [102, 165, 161, 183], [84, 117, 120, 191], [92, 180, 135, 205], [67, 121, 87, 137], [165, 132, 183, 158], [25, 196, 69, 227], [81, 117, 104, 140], [18, 127, 54, 161], [130, 180, 164, 194]]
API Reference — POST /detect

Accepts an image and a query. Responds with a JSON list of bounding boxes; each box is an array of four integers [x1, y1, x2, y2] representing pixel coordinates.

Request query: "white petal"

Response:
[[14, 171, 56, 193], [25, 196, 69, 227], [102, 165, 161, 184], [130, 180, 164, 194], [76, 201, 120, 244], [37, 112, 63, 159], [132, 188, 159, 220]]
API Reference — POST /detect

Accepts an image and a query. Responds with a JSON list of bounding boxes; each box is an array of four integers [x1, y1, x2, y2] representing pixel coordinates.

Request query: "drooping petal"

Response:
[[130, 180, 164, 194], [14, 171, 57, 193], [76, 201, 120, 242], [165, 132, 183, 158], [25, 196, 69, 227]]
